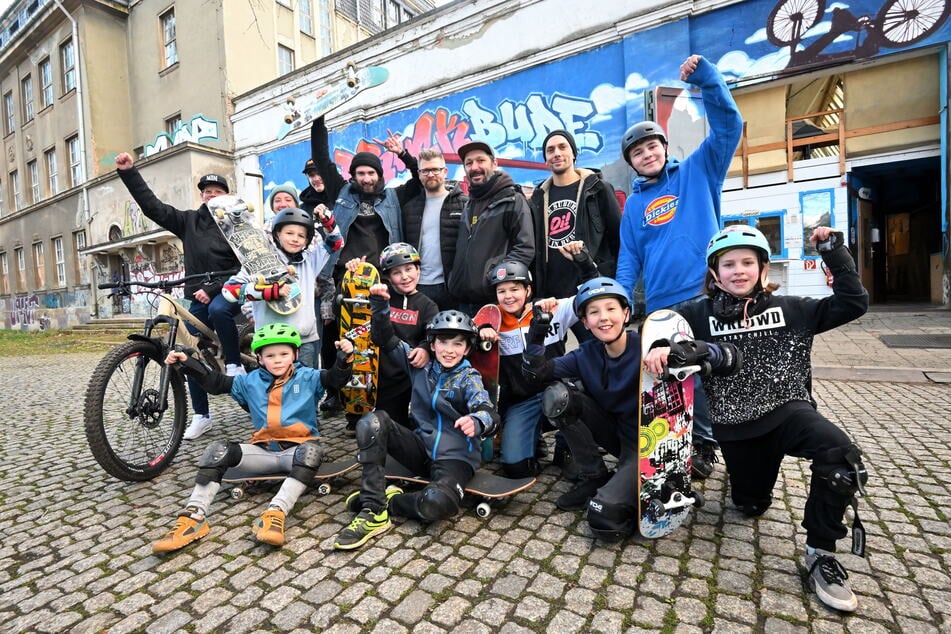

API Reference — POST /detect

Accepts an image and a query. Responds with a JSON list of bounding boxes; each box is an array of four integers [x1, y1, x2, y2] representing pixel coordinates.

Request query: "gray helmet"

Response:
[[426, 310, 478, 346], [488, 261, 532, 287], [272, 207, 315, 245], [621, 121, 667, 168]]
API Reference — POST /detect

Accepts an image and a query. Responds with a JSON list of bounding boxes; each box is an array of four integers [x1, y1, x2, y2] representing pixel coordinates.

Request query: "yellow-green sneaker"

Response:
[[152, 510, 209, 554], [254, 509, 286, 546], [333, 507, 391, 550]]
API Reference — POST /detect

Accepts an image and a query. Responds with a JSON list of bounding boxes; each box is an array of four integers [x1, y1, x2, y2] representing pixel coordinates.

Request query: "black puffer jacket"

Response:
[[401, 182, 467, 283]]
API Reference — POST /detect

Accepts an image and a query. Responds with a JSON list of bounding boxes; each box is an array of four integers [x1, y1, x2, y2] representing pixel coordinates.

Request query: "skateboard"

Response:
[[469, 304, 502, 460], [277, 64, 390, 141], [208, 195, 303, 316], [338, 262, 381, 416], [384, 457, 535, 519], [637, 309, 704, 539], [223, 459, 359, 500]]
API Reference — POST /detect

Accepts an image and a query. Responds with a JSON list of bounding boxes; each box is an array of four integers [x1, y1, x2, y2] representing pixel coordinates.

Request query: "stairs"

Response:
[[66, 317, 142, 343]]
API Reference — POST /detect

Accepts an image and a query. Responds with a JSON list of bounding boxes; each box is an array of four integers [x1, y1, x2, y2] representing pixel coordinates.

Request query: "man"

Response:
[[299, 158, 329, 214], [114, 152, 243, 440], [400, 147, 467, 309], [530, 129, 621, 341], [447, 141, 534, 313], [615, 54, 744, 480]]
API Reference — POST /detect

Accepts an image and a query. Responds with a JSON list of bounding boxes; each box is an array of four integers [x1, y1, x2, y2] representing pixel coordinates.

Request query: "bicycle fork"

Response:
[[126, 314, 182, 421]]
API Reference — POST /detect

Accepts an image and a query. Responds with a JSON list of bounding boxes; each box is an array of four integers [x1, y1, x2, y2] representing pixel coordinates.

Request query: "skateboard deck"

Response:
[[384, 457, 534, 519], [277, 64, 390, 141], [637, 309, 703, 539], [338, 262, 381, 416], [209, 195, 302, 316], [469, 304, 502, 460], [223, 459, 358, 499]]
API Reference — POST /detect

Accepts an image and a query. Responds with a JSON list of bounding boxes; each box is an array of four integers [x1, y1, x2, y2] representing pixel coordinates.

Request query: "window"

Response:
[[53, 237, 66, 287], [0, 252, 8, 294], [160, 9, 177, 68], [278, 45, 295, 75], [318, 0, 332, 56], [386, 0, 400, 28], [165, 114, 182, 137], [61, 39, 76, 93], [299, 0, 314, 35], [11, 170, 20, 211], [39, 58, 53, 108], [67, 136, 83, 187], [45, 149, 58, 195], [15, 247, 25, 292], [0, 178, 4, 216], [74, 230, 88, 284], [27, 160, 38, 204], [3, 91, 14, 135], [21, 75, 33, 122], [723, 211, 788, 259], [32, 242, 45, 288]]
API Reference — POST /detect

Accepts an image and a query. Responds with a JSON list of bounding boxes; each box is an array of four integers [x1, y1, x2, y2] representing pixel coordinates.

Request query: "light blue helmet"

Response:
[[706, 225, 771, 266], [573, 277, 631, 318]]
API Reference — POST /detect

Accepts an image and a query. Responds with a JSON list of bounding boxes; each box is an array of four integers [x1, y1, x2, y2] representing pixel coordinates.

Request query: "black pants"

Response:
[[375, 382, 414, 429], [718, 405, 855, 551]]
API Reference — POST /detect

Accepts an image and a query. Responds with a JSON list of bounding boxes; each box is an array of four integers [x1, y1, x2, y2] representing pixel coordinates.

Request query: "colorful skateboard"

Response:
[[384, 457, 535, 519], [469, 304, 502, 460], [338, 262, 381, 416], [223, 459, 359, 499], [277, 64, 390, 141], [637, 309, 704, 538], [209, 195, 302, 315]]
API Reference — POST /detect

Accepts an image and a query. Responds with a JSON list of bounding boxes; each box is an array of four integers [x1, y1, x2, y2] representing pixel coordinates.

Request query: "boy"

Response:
[[223, 206, 343, 369], [154, 323, 355, 552], [333, 305, 499, 550], [522, 277, 739, 541], [342, 243, 438, 431]]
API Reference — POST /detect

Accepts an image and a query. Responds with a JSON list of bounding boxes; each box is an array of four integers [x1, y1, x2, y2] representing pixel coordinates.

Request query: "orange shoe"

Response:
[[254, 509, 286, 546], [152, 511, 210, 554]]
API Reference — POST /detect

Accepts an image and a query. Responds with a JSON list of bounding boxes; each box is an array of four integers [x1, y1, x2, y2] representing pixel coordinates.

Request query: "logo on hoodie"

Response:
[[643, 195, 678, 226]]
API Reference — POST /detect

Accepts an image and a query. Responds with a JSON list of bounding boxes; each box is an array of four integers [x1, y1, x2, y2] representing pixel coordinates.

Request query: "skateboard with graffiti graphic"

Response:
[[469, 304, 502, 460], [638, 309, 704, 538], [209, 195, 302, 316], [277, 64, 390, 141], [338, 262, 380, 416], [223, 459, 358, 499]]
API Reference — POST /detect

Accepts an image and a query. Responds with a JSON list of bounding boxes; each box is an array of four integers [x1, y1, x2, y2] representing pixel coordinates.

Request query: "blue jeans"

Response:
[[499, 393, 545, 465], [664, 295, 714, 444], [186, 293, 240, 415], [298, 340, 319, 369]]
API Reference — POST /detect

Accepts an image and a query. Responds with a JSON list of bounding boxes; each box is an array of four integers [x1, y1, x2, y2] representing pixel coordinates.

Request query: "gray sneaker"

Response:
[[805, 550, 858, 612]]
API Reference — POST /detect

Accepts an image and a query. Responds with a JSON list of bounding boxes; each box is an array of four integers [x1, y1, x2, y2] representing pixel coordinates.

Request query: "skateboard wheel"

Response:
[[286, 97, 296, 105], [317, 483, 332, 495], [284, 115, 294, 123], [649, 499, 666, 518], [480, 340, 492, 352], [287, 265, 296, 276], [230, 486, 246, 500], [476, 502, 491, 519], [246, 202, 254, 213], [216, 209, 225, 220], [691, 490, 705, 509]]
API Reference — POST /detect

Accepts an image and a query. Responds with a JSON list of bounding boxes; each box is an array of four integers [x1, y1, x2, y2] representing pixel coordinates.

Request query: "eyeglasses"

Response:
[[419, 168, 446, 176]]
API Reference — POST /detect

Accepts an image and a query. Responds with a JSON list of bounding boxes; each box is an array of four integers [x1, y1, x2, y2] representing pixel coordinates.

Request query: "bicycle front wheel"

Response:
[[877, 0, 949, 46], [84, 340, 188, 481]]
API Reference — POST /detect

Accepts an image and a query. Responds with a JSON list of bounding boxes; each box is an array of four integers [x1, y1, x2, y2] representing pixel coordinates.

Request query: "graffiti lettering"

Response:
[[144, 114, 220, 157], [124, 201, 149, 236], [11, 294, 39, 327]]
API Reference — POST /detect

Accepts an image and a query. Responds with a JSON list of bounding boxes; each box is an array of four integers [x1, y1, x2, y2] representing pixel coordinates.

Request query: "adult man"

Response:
[[615, 54, 743, 479], [447, 141, 534, 313], [530, 129, 621, 340], [299, 158, 329, 213], [115, 152, 243, 440], [400, 147, 466, 309]]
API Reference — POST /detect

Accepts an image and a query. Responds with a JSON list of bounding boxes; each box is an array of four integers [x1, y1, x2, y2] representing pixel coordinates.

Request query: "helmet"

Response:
[[706, 225, 771, 266], [426, 310, 478, 346], [621, 121, 667, 167], [197, 173, 229, 193], [573, 276, 631, 318], [272, 207, 315, 245], [488, 261, 532, 287], [251, 323, 301, 353], [379, 242, 420, 272]]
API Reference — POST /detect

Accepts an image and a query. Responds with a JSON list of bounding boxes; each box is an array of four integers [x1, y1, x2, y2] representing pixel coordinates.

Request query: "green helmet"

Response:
[[706, 225, 771, 266], [251, 323, 301, 353]]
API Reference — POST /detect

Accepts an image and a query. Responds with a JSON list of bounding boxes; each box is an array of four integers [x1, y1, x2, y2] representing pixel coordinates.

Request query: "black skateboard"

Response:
[[223, 459, 358, 499]]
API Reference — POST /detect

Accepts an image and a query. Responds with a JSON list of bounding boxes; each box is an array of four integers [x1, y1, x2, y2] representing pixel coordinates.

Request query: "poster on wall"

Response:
[[800, 189, 835, 257]]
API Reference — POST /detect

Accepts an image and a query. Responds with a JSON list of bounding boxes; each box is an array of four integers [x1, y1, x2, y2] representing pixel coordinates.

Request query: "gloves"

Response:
[[527, 305, 552, 347]]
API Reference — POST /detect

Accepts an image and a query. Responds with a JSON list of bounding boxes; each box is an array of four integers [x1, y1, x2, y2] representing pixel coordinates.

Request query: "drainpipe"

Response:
[[942, 45, 949, 306]]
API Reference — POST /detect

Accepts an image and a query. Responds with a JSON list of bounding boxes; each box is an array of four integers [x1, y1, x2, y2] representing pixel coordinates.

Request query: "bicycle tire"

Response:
[[876, 0, 949, 46], [767, 0, 826, 46], [84, 340, 187, 481]]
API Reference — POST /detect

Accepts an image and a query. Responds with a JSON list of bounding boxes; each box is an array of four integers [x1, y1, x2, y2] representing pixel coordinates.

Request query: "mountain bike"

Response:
[[84, 270, 255, 481]]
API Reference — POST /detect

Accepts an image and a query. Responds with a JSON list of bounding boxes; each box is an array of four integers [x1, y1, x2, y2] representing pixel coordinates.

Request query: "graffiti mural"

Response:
[[144, 114, 220, 157], [123, 201, 151, 237], [11, 294, 39, 327]]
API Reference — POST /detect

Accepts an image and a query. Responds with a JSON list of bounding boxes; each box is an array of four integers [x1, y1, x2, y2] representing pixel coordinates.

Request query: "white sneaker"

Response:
[[226, 364, 247, 377], [805, 549, 858, 612], [184, 414, 213, 440]]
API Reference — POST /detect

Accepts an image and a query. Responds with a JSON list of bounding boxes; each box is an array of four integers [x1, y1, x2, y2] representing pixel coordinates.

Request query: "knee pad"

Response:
[[416, 482, 462, 522], [196, 440, 242, 485], [817, 443, 868, 497], [355, 412, 389, 465], [289, 440, 323, 482], [586, 498, 635, 542], [542, 381, 578, 424], [502, 458, 540, 479]]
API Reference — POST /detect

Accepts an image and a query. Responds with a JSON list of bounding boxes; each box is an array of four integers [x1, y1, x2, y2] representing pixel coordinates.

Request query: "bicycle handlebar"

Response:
[[98, 269, 239, 292]]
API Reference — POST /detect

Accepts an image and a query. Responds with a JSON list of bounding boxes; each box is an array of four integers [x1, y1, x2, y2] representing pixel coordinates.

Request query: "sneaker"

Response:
[[320, 395, 342, 412], [183, 414, 213, 440], [691, 440, 719, 480], [344, 485, 403, 514], [556, 472, 612, 511], [254, 508, 286, 546], [805, 550, 858, 612], [152, 508, 210, 554], [333, 507, 392, 550], [226, 363, 247, 377]]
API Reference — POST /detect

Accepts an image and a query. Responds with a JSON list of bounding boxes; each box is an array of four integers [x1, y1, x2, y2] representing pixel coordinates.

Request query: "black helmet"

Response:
[[426, 310, 478, 346], [621, 121, 667, 168], [272, 207, 315, 245], [197, 173, 229, 193], [379, 242, 420, 273], [488, 261, 532, 287]]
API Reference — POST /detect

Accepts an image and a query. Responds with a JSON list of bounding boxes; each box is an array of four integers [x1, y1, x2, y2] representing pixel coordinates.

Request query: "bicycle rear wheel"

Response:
[[84, 340, 187, 481]]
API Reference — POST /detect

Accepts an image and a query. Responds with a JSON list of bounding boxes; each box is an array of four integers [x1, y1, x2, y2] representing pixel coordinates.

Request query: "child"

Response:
[[223, 205, 343, 369], [645, 225, 869, 612], [333, 304, 499, 550], [341, 243, 438, 431], [522, 276, 739, 541], [153, 323, 355, 552], [479, 243, 597, 478]]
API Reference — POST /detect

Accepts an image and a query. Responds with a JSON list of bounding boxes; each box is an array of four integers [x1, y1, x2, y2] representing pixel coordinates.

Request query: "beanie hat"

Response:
[[349, 152, 384, 179], [267, 184, 300, 211], [543, 129, 578, 159]]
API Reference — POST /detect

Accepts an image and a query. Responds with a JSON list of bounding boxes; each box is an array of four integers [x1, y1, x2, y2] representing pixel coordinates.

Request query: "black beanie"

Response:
[[542, 129, 578, 159], [349, 152, 384, 179]]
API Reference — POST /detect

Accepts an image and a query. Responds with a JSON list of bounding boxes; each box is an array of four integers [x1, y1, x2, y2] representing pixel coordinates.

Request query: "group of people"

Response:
[[115, 55, 870, 613]]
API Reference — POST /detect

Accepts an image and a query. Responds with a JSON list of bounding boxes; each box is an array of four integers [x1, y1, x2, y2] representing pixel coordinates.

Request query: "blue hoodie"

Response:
[[615, 56, 742, 312]]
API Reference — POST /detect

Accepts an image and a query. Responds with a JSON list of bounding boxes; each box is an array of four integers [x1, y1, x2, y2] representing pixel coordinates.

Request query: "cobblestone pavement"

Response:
[[0, 307, 949, 633]]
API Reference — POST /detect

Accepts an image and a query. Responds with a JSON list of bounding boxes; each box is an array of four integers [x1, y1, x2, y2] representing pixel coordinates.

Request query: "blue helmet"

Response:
[[573, 277, 631, 318], [706, 225, 771, 266]]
